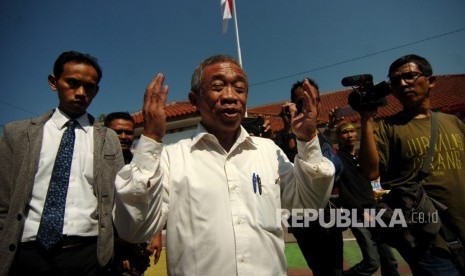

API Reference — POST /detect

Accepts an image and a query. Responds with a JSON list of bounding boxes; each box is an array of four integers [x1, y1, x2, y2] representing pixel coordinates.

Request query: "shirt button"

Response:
[[239, 256, 245, 262], [238, 218, 243, 224]]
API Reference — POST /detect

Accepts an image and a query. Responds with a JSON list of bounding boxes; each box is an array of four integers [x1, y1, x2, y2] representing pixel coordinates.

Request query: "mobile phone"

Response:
[[241, 117, 264, 136]]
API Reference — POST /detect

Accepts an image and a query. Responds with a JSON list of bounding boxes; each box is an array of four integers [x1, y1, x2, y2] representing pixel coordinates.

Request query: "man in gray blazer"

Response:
[[0, 51, 124, 275]]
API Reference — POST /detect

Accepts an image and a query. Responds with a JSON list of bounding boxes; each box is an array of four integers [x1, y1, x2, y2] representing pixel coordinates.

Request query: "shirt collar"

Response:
[[191, 123, 257, 149], [51, 108, 92, 133]]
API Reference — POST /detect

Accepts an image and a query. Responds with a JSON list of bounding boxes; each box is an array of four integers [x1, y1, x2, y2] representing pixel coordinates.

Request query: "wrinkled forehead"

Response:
[[205, 61, 246, 78]]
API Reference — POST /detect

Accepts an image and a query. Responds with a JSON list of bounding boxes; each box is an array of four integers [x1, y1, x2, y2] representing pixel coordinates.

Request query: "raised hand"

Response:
[[327, 107, 345, 129], [290, 79, 318, 141], [142, 73, 169, 142]]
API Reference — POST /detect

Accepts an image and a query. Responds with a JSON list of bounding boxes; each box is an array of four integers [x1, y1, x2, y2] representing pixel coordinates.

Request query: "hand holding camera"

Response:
[[290, 79, 319, 141], [281, 104, 292, 119], [241, 117, 265, 136], [241, 116, 272, 138], [327, 108, 345, 130]]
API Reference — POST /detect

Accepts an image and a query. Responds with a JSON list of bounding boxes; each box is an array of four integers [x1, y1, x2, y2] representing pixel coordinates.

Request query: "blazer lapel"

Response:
[[93, 125, 106, 194], [22, 111, 53, 203]]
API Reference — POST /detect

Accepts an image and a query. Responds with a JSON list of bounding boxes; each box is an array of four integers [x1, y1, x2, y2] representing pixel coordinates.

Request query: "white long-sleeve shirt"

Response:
[[114, 124, 334, 276]]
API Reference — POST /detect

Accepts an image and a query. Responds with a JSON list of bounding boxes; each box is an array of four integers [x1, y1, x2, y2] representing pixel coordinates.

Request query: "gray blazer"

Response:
[[0, 110, 124, 275]]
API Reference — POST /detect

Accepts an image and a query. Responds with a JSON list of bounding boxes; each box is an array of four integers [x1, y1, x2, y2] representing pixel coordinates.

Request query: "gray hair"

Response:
[[190, 54, 245, 96]]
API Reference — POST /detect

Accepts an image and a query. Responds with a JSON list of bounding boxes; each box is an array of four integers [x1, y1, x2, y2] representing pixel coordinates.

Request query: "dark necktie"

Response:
[[36, 120, 77, 250]]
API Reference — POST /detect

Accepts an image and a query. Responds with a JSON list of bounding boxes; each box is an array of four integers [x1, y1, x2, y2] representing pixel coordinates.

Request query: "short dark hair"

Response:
[[104, 112, 135, 127], [290, 77, 320, 103], [53, 50, 103, 83], [190, 54, 246, 96], [388, 54, 433, 78]]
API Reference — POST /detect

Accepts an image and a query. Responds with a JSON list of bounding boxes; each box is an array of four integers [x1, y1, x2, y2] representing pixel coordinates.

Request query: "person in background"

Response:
[[113, 54, 335, 275], [0, 50, 124, 275], [274, 102, 297, 161], [105, 112, 137, 164], [104, 112, 163, 276], [331, 118, 399, 276], [359, 54, 465, 275], [276, 78, 344, 276]]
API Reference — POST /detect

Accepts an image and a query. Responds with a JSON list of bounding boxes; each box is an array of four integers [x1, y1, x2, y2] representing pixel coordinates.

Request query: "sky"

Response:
[[1, 0, 465, 131]]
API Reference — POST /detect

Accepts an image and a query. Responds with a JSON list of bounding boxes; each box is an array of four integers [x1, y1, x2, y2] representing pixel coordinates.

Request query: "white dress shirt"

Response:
[[22, 108, 98, 241], [115, 124, 334, 276]]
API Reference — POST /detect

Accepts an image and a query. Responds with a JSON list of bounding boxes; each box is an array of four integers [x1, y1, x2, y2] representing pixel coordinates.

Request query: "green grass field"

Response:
[[145, 240, 412, 275]]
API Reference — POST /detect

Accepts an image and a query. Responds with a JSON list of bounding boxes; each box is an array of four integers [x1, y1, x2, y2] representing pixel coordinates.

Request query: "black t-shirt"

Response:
[[337, 148, 375, 212]]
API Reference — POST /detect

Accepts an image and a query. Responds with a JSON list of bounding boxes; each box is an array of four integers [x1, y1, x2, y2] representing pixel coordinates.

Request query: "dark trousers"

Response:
[[291, 221, 344, 276], [396, 246, 461, 276], [349, 226, 400, 276], [10, 237, 110, 276]]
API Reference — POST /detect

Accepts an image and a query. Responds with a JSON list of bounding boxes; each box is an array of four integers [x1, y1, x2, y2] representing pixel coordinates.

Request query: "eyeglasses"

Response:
[[389, 71, 424, 86], [114, 129, 134, 135]]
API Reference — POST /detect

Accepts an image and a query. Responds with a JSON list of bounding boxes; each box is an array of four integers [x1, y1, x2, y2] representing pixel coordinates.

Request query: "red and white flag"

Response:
[[221, 0, 233, 34]]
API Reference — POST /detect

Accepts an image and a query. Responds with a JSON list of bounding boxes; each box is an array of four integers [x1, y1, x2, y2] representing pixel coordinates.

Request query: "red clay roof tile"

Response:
[[132, 74, 465, 133]]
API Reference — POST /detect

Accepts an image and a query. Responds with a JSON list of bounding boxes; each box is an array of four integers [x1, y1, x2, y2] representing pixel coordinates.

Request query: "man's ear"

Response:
[[427, 76, 436, 89], [48, 74, 57, 91], [188, 91, 198, 107]]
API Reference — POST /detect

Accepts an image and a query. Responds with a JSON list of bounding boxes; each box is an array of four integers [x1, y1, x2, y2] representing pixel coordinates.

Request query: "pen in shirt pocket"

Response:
[[257, 174, 262, 195], [252, 173, 263, 195], [252, 173, 257, 194]]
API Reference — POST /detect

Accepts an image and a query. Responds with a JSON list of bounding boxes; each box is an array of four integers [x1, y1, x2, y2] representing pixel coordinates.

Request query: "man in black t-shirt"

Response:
[[335, 120, 399, 276]]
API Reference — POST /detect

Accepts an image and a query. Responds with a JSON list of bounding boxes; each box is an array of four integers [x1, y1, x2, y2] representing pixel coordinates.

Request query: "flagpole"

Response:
[[231, 0, 243, 67]]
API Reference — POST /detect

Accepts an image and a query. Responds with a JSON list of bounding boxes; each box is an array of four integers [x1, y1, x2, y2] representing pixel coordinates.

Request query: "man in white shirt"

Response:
[[114, 54, 335, 275], [104, 111, 163, 275]]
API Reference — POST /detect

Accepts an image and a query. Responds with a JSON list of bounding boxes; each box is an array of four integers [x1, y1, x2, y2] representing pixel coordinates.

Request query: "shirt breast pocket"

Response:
[[104, 154, 116, 160], [255, 175, 281, 232]]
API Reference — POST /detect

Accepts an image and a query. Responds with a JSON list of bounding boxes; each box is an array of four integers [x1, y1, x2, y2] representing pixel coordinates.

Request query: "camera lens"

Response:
[[348, 90, 364, 111]]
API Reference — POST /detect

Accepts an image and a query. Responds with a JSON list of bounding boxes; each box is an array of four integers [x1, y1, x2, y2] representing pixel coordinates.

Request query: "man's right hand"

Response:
[[142, 73, 169, 142]]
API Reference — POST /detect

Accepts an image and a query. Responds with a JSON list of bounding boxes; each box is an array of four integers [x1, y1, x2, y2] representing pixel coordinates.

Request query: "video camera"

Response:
[[341, 74, 391, 111]]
